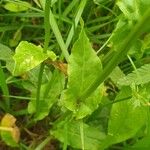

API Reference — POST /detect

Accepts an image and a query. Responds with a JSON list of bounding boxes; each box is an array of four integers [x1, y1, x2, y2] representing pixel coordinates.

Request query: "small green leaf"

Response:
[[60, 29, 104, 119], [47, 51, 57, 61], [4, 1, 31, 12], [0, 43, 14, 61], [0, 43, 15, 74], [9, 30, 22, 47], [13, 41, 49, 76]]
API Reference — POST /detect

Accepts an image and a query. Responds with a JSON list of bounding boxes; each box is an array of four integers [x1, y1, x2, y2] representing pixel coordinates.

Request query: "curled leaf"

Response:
[[0, 114, 20, 147]]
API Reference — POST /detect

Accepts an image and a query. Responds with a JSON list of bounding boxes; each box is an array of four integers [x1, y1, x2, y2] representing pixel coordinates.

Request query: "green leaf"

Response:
[[4, 1, 31, 12], [109, 18, 131, 51], [47, 51, 57, 61], [0, 43, 15, 73], [28, 70, 65, 121], [103, 86, 147, 148], [13, 41, 49, 76], [116, 0, 150, 21], [142, 33, 150, 52], [60, 29, 104, 119], [109, 66, 125, 86], [110, 0, 150, 52], [124, 136, 150, 150], [0, 43, 14, 61], [118, 64, 150, 86], [51, 119, 106, 150]]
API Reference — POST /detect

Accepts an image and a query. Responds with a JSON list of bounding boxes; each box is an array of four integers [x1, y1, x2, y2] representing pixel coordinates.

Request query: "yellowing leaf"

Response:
[[11, 126, 20, 143], [0, 114, 20, 147], [1, 113, 16, 127]]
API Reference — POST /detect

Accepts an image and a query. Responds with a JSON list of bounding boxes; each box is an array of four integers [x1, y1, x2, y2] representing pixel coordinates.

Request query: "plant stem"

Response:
[[35, 0, 51, 113], [80, 8, 150, 100], [0, 62, 10, 112], [35, 136, 51, 150], [80, 120, 85, 150]]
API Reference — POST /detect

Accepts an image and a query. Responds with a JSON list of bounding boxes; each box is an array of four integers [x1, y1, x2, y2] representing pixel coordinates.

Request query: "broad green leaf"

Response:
[[60, 29, 104, 119], [4, 1, 31, 12], [13, 41, 55, 76], [51, 119, 106, 150], [110, 1, 150, 52], [28, 70, 65, 121], [116, 0, 150, 21], [116, 0, 140, 21], [103, 86, 147, 148], [118, 64, 150, 86], [124, 136, 150, 150]]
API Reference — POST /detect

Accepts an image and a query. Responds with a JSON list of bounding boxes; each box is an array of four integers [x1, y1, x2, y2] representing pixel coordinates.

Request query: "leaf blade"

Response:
[[60, 29, 104, 119]]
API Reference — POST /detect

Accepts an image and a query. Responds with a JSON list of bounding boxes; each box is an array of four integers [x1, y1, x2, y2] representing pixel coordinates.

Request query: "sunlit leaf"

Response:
[[4, 1, 31, 12], [60, 29, 104, 119], [13, 41, 55, 76]]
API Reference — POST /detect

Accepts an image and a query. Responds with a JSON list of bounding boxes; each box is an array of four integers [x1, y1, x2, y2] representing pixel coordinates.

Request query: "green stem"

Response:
[[80, 120, 85, 150], [35, 0, 51, 112], [80, 8, 150, 100], [0, 62, 10, 112], [35, 136, 51, 150]]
